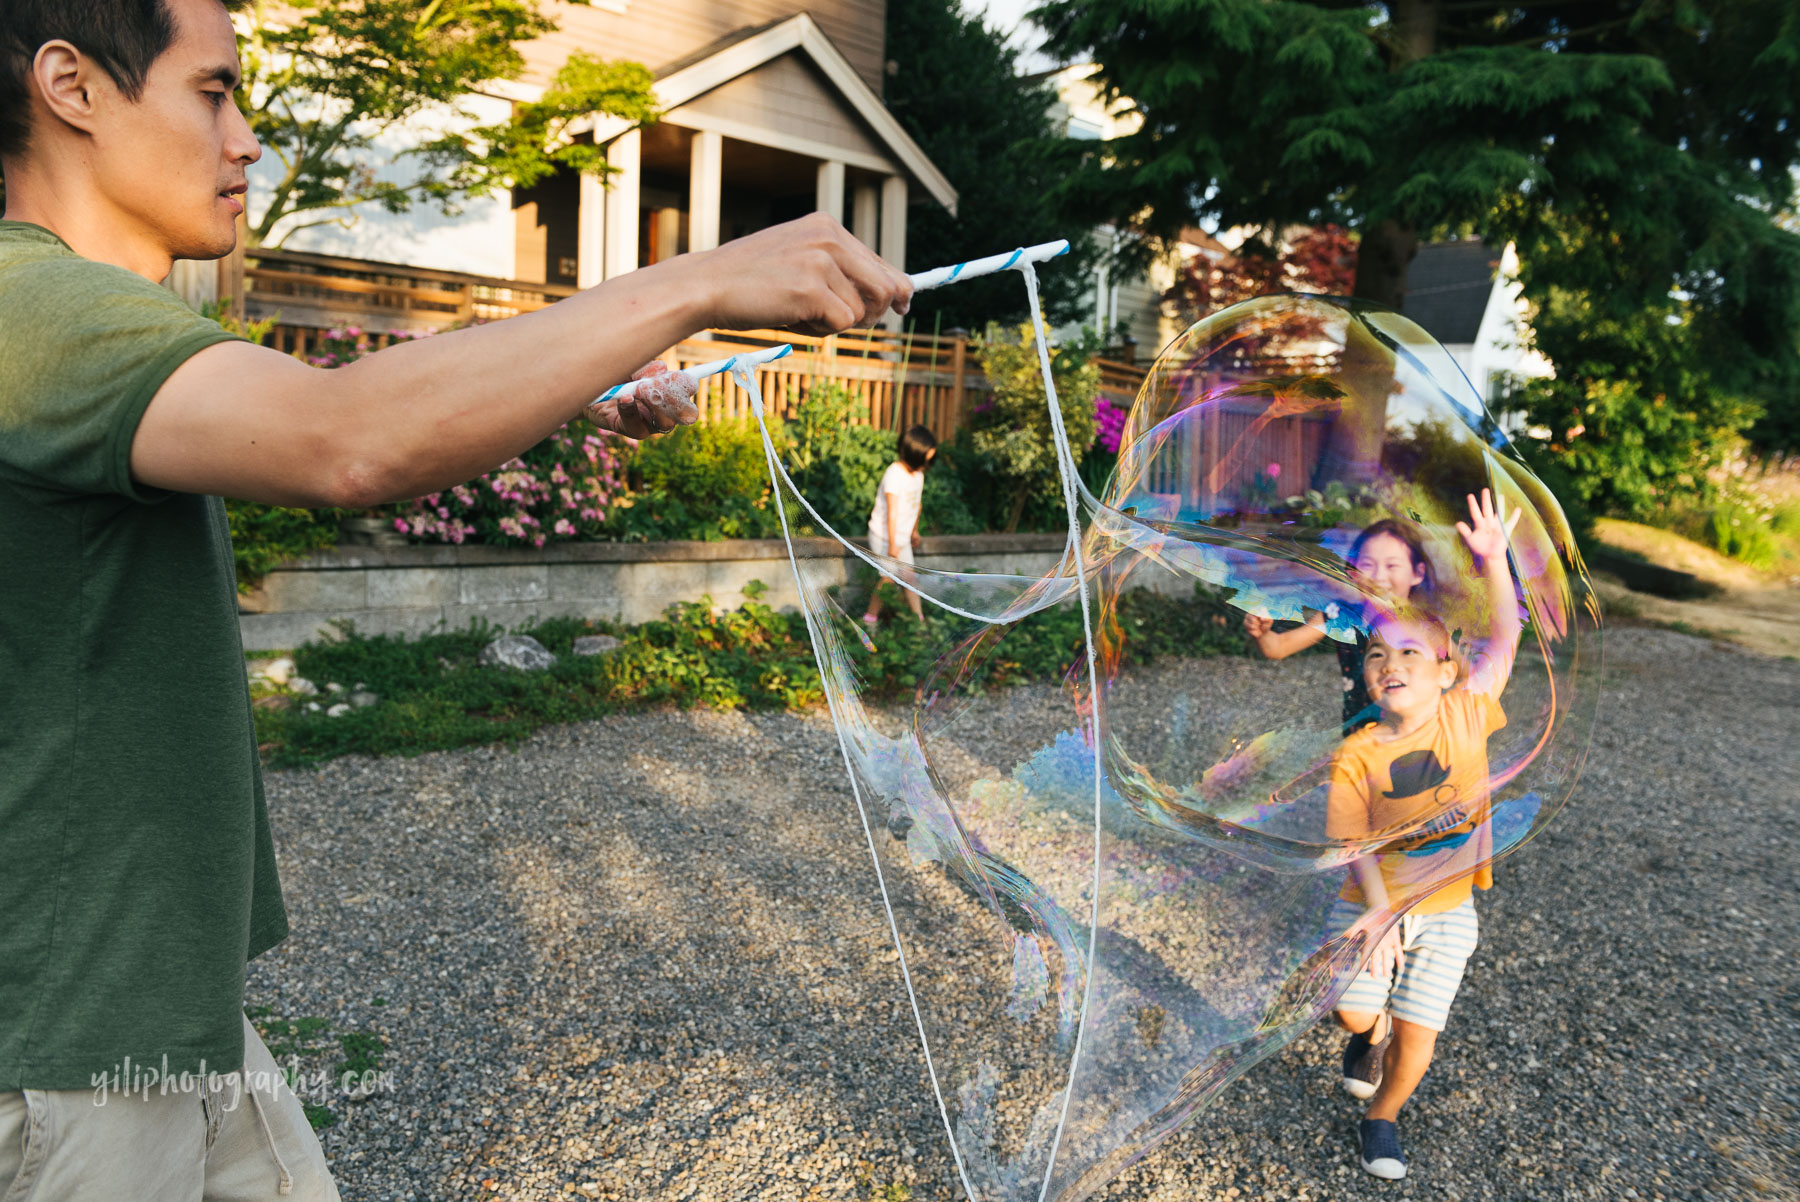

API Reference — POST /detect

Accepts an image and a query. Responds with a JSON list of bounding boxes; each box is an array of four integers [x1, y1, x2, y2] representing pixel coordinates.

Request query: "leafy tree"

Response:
[[1036, 0, 1800, 452], [1163, 224, 1357, 326], [239, 0, 656, 247], [1508, 226, 1761, 517], [884, 0, 1093, 329], [971, 324, 1101, 530]]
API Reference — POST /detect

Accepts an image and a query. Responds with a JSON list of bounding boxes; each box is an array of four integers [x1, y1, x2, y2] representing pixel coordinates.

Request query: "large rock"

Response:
[[479, 635, 557, 672], [572, 635, 623, 657]]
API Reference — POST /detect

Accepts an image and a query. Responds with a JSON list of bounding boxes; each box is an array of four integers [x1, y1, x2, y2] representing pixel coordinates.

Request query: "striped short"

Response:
[[1328, 897, 1480, 1033]]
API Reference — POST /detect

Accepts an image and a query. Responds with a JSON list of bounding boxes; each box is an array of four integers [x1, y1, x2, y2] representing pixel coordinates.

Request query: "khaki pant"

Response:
[[0, 1017, 339, 1201]]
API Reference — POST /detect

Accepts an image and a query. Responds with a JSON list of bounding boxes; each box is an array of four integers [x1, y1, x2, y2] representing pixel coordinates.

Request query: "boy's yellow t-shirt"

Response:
[[1327, 689, 1506, 916]]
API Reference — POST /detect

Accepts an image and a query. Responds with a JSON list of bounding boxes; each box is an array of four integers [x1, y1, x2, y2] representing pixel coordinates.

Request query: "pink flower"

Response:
[[554, 519, 575, 536]]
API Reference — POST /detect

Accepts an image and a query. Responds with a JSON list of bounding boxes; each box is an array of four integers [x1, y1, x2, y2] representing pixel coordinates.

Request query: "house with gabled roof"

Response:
[[233, 1, 956, 332], [1401, 239, 1552, 412]]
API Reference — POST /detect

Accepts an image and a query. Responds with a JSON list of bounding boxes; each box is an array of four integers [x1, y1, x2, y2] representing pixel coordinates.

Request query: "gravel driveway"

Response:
[[249, 625, 1798, 1201]]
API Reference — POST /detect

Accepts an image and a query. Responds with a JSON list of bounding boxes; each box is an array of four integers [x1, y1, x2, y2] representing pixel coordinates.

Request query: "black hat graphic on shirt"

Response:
[[1384, 749, 1451, 799]]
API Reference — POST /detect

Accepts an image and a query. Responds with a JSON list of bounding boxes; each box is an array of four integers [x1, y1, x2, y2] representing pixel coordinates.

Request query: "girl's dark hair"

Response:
[[898, 424, 938, 472], [1348, 518, 1437, 595], [1, 0, 245, 159]]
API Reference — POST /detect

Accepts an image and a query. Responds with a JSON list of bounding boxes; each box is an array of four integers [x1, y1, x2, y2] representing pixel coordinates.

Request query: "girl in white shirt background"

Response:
[[862, 424, 938, 625]]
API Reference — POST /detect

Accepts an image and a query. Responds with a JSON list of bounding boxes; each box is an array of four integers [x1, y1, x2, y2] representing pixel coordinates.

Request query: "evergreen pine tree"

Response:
[[1037, 0, 1800, 450], [885, 0, 1093, 330]]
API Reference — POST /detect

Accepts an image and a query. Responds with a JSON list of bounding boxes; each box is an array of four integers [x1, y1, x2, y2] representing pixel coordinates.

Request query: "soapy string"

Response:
[[739, 259, 1102, 1202]]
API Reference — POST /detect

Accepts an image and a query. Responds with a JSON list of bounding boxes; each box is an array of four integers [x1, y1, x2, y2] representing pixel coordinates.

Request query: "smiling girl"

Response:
[[1243, 518, 1441, 733]]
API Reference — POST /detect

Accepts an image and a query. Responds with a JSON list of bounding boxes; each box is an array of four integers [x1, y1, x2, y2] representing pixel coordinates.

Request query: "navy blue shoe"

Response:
[[1341, 1018, 1391, 1099], [1358, 1118, 1407, 1180]]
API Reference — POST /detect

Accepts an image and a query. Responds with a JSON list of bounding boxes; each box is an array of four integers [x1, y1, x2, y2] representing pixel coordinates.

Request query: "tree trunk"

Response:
[[1351, 0, 1437, 310], [1353, 218, 1419, 311], [1004, 486, 1029, 534], [1390, 0, 1441, 65]]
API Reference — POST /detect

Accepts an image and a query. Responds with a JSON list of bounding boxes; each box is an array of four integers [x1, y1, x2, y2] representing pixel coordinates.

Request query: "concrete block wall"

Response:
[[237, 534, 1135, 651]]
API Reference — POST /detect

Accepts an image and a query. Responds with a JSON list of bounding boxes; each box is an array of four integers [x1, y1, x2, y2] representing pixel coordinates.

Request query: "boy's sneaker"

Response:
[[1358, 1118, 1407, 1180], [1341, 1017, 1391, 1100]]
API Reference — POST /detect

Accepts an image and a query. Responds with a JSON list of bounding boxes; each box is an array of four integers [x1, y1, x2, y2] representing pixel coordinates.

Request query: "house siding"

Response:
[[522, 1, 887, 96], [671, 52, 890, 163]]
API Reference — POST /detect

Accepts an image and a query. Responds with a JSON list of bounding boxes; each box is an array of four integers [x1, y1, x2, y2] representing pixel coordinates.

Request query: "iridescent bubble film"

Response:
[[743, 287, 1600, 1202]]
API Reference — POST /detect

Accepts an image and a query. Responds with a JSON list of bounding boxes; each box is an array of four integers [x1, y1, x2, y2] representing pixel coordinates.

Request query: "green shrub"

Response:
[[1706, 503, 1779, 570], [969, 323, 1102, 531], [634, 416, 773, 507], [254, 583, 1251, 766], [785, 383, 894, 533], [1770, 500, 1800, 537], [921, 467, 982, 535], [227, 503, 346, 593], [606, 417, 789, 541]]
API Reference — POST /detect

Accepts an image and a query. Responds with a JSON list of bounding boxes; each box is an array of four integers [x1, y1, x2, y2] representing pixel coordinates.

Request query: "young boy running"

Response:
[[1325, 489, 1522, 1181]]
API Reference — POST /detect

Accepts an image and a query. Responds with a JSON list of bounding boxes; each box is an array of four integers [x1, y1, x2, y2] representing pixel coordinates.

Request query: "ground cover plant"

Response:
[[252, 582, 1251, 768]]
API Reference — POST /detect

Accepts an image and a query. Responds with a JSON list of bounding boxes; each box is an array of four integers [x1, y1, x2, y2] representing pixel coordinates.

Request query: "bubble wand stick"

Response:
[[908, 239, 1071, 292], [594, 240, 1070, 404], [594, 343, 793, 405]]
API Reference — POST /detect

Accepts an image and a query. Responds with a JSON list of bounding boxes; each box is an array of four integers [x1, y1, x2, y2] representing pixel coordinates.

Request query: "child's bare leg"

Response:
[[1363, 1018, 1437, 1121], [1335, 1009, 1390, 1040], [863, 591, 884, 622]]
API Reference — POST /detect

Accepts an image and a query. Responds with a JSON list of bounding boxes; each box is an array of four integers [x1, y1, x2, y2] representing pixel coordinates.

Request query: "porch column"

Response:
[[815, 160, 845, 223], [851, 181, 878, 251], [879, 174, 908, 272], [689, 130, 722, 253], [577, 172, 605, 289], [879, 175, 908, 329], [604, 128, 641, 280]]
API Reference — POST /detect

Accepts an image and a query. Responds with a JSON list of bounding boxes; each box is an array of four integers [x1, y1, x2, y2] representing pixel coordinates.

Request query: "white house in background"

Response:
[[1400, 239, 1552, 413], [241, 3, 955, 315]]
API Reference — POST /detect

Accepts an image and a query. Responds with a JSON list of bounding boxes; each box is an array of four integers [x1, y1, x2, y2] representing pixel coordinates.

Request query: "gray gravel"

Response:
[[249, 626, 1799, 1201]]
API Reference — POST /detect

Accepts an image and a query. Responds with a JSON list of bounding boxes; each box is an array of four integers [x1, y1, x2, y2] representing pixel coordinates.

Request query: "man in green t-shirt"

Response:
[[0, 0, 910, 1197]]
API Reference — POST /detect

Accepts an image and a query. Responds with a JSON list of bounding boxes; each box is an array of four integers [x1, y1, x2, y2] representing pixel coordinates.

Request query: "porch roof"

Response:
[[566, 14, 958, 215]]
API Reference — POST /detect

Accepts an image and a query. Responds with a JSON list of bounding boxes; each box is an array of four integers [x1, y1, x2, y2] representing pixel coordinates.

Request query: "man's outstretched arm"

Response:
[[131, 214, 910, 508]]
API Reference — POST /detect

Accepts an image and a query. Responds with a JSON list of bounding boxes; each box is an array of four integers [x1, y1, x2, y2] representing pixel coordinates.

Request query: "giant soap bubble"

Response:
[[745, 287, 1600, 1202]]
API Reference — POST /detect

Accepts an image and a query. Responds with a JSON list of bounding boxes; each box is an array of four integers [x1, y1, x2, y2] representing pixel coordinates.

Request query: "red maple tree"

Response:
[[1164, 225, 1357, 324]]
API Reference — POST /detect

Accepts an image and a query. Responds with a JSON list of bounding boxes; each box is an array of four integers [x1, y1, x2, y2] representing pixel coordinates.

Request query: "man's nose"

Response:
[[227, 104, 262, 166]]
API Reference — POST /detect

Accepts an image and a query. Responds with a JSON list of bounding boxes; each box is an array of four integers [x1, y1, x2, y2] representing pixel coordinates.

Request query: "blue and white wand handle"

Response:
[[908, 239, 1070, 292], [595, 343, 794, 405]]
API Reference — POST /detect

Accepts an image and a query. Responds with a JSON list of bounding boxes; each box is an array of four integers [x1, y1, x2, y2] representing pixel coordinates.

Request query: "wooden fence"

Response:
[[244, 248, 1149, 436]]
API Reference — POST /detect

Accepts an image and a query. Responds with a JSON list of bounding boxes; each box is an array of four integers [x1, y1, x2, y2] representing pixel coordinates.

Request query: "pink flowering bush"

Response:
[[297, 325, 636, 548], [305, 326, 429, 369], [391, 426, 633, 548], [1094, 396, 1129, 455]]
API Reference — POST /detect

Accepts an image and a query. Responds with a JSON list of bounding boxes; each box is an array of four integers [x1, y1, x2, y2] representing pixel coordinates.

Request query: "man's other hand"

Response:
[[585, 361, 700, 439], [697, 213, 914, 335]]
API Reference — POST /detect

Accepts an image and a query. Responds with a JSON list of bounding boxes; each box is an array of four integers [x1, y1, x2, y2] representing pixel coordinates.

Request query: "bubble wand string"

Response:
[[742, 240, 1095, 1202]]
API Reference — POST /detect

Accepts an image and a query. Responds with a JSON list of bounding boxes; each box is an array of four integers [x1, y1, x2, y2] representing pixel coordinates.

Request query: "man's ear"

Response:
[[33, 41, 108, 136]]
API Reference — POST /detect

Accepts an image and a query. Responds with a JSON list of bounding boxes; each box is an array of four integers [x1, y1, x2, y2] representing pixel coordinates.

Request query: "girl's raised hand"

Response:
[[1456, 487, 1521, 563]]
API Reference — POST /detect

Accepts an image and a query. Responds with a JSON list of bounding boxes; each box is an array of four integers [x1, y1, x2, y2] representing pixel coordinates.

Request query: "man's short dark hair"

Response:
[[0, 0, 244, 159]]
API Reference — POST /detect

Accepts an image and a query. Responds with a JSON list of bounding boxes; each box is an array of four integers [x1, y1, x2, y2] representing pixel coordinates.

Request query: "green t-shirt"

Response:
[[0, 221, 288, 1090]]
